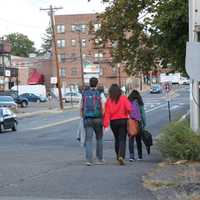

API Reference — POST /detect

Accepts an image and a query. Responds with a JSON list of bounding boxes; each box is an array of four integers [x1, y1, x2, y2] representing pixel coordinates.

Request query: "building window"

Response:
[[57, 39, 65, 48], [60, 67, 66, 78], [58, 53, 65, 63], [71, 67, 78, 76], [95, 38, 103, 47], [94, 53, 103, 62], [56, 25, 65, 33], [81, 39, 86, 48], [112, 67, 117, 75], [94, 23, 101, 32], [71, 24, 76, 32], [71, 53, 76, 61], [80, 24, 86, 32], [82, 54, 86, 59], [71, 39, 76, 47]]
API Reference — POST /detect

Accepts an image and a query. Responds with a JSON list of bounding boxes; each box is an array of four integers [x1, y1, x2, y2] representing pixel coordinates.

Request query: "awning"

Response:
[[27, 69, 44, 85]]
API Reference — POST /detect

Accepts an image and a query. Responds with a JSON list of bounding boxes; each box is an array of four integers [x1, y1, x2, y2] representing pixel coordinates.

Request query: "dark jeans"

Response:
[[84, 118, 103, 162], [110, 119, 128, 159], [129, 123, 142, 159]]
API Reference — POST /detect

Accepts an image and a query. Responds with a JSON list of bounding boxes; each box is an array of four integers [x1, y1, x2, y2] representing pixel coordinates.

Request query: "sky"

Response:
[[0, 0, 107, 49]]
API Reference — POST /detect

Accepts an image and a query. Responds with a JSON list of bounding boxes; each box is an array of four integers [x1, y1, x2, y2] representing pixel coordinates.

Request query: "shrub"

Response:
[[156, 120, 200, 161]]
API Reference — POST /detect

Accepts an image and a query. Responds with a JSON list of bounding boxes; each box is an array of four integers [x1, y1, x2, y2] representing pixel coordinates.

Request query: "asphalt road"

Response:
[[0, 85, 189, 200]]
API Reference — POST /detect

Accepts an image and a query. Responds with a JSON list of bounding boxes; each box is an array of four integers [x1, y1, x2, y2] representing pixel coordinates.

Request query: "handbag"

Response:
[[142, 130, 153, 155], [127, 118, 139, 137]]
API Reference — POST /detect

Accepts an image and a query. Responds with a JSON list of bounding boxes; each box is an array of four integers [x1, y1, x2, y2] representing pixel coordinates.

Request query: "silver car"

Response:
[[63, 92, 81, 103], [0, 96, 17, 110]]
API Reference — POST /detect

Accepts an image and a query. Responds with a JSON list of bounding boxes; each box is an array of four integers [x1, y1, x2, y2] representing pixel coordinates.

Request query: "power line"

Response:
[[0, 18, 44, 29]]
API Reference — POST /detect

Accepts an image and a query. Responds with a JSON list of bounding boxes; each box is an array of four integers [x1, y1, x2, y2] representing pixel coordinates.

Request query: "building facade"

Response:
[[54, 13, 129, 90], [0, 40, 18, 91], [11, 56, 53, 91]]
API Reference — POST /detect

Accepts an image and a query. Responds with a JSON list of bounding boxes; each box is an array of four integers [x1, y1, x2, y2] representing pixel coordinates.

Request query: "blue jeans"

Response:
[[84, 118, 103, 162]]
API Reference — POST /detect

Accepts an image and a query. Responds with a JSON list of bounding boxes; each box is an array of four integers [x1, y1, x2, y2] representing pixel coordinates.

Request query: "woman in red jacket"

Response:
[[103, 84, 131, 165]]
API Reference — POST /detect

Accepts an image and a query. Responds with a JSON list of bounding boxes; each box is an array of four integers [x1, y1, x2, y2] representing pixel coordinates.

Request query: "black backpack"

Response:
[[142, 130, 153, 155]]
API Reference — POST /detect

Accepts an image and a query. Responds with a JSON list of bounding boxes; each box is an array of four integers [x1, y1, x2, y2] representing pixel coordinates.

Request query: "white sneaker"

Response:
[[86, 162, 92, 166], [129, 158, 136, 162], [95, 159, 105, 165]]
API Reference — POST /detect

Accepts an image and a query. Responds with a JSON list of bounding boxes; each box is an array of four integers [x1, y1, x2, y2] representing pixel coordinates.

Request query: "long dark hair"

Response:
[[109, 84, 122, 103], [128, 90, 144, 106]]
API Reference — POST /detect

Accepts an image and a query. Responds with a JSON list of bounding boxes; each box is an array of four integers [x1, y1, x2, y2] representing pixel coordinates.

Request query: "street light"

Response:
[[75, 25, 85, 89]]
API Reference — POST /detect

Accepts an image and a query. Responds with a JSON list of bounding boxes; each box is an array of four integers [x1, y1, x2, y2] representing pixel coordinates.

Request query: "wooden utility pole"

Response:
[[40, 5, 64, 110], [76, 26, 84, 89]]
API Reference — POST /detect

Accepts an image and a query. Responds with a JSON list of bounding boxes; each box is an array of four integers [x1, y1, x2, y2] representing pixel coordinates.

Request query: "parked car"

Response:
[[19, 93, 47, 102], [0, 91, 28, 108], [0, 107, 17, 132], [150, 84, 162, 94], [63, 92, 82, 103], [0, 96, 17, 110], [179, 77, 190, 85], [13, 96, 29, 108]]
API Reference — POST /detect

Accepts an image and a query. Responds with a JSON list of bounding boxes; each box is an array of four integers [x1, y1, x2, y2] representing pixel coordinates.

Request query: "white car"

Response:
[[179, 77, 190, 85], [63, 92, 81, 103]]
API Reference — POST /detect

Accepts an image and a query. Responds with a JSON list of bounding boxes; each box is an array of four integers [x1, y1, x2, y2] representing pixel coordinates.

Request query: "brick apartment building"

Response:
[[53, 13, 129, 90]]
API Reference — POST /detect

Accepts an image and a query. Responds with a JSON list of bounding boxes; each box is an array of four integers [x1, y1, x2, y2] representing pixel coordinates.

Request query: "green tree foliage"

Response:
[[144, 0, 188, 72], [91, 0, 155, 75], [91, 0, 188, 73], [38, 24, 52, 56], [5, 33, 36, 57]]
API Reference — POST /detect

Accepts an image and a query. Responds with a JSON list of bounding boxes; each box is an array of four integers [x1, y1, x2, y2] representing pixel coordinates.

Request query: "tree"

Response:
[[38, 24, 52, 56], [90, 0, 155, 75], [5, 33, 36, 57], [146, 0, 188, 72], [91, 0, 188, 73]]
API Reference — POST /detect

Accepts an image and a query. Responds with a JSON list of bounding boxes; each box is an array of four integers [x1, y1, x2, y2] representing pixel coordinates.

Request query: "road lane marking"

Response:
[[29, 116, 80, 130], [24, 102, 186, 131], [146, 104, 167, 113]]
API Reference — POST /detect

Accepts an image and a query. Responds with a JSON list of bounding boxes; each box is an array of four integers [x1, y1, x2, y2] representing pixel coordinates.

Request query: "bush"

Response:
[[156, 120, 200, 161]]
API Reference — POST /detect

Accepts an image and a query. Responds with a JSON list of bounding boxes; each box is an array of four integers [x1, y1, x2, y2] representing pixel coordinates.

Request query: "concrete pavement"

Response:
[[0, 86, 189, 199]]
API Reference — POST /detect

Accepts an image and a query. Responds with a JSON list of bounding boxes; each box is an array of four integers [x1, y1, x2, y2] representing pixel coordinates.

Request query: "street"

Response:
[[0, 86, 189, 200]]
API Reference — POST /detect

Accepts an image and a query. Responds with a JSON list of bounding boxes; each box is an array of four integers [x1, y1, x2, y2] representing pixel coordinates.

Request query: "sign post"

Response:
[[163, 82, 172, 122]]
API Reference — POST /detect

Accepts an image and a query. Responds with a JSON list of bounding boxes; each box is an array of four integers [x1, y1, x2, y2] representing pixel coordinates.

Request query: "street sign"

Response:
[[51, 77, 57, 84], [5, 70, 11, 77], [163, 82, 171, 94]]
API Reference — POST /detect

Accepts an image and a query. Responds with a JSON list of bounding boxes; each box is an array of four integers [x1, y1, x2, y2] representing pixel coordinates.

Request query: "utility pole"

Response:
[[189, 0, 200, 132], [117, 63, 121, 87], [76, 26, 85, 89], [40, 5, 64, 110]]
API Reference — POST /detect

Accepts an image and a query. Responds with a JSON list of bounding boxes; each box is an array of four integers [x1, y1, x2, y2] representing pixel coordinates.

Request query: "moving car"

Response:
[[63, 92, 81, 103], [0, 96, 17, 110], [19, 93, 47, 102], [150, 84, 162, 94], [0, 107, 17, 132]]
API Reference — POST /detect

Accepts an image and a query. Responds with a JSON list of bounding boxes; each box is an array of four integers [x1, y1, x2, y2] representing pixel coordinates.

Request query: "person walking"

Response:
[[128, 90, 146, 161], [80, 77, 104, 166], [103, 84, 131, 165]]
